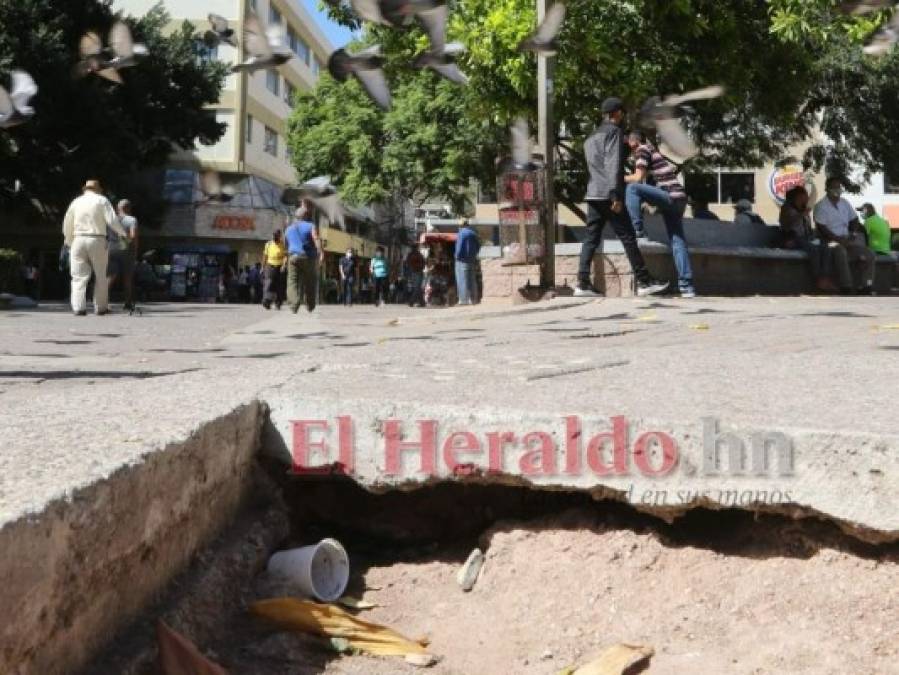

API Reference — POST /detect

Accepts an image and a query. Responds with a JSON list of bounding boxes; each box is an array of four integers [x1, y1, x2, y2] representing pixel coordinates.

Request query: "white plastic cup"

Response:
[[267, 538, 350, 602]]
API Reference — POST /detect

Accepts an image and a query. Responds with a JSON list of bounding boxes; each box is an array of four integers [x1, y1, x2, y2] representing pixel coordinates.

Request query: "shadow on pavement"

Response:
[[0, 368, 202, 380]]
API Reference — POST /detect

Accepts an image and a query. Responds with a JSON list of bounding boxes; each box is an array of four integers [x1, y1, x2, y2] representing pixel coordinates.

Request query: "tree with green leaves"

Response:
[[290, 0, 899, 218], [0, 0, 227, 221]]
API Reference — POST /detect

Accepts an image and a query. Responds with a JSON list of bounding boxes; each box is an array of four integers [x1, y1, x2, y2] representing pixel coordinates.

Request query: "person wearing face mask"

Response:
[[339, 248, 356, 307], [813, 177, 876, 295], [262, 229, 287, 310]]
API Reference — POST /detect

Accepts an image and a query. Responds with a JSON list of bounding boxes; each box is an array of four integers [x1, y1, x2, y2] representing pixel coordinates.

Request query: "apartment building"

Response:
[[113, 0, 334, 294]]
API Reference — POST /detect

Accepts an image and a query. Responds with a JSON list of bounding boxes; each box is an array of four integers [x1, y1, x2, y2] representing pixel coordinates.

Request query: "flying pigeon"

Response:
[[328, 45, 391, 111], [518, 2, 566, 55], [509, 117, 540, 172], [282, 176, 346, 230], [199, 171, 237, 203], [75, 21, 148, 83], [0, 71, 38, 129], [863, 7, 899, 54], [232, 15, 293, 73], [410, 2, 469, 84], [638, 85, 725, 160], [204, 13, 238, 48], [840, 1, 894, 15]]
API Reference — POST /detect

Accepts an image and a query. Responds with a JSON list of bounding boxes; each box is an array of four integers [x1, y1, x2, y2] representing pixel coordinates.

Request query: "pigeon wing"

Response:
[[244, 16, 272, 57], [431, 62, 468, 85], [79, 32, 103, 57], [0, 86, 14, 126], [316, 194, 346, 230], [110, 21, 135, 58], [201, 171, 222, 197], [354, 68, 392, 111], [266, 24, 287, 50], [418, 3, 448, 52], [534, 3, 566, 43], [662, 85, 724, 107], [511, 118, 530, 167], [655, 117, 698, 160], [10, 71, 37, 115], [350, 0, 387, 25], [209, 13, 229, 33]]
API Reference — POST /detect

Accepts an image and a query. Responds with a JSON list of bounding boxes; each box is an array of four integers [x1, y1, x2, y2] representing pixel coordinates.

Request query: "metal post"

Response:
[[537, 0, 557, 289]]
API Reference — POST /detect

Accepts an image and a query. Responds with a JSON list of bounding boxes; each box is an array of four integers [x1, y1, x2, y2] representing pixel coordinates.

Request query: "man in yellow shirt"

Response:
[[262, 229, 287, 310]]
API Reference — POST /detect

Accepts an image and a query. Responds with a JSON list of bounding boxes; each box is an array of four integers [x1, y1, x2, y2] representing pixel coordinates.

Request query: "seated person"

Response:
[[734, 199, 766, 226], [857, 203, 893, 255], [779, 186, 833, 291], [691, 199, 720, 221], [813, 177, 876, 295]]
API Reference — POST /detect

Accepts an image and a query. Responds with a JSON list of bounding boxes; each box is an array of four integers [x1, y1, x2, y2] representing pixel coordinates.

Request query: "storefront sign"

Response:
[[767, 165, 810, 206], [212, 215, 255, 231]]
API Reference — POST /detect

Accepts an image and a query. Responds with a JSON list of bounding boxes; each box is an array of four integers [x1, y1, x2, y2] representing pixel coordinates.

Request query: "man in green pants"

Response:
[[284, 202, 323, 313]]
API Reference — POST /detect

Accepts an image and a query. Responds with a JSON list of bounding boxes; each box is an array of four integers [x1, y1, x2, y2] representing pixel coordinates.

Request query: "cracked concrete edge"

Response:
[[262, 394, 899, 544], [0, 402, 265, 675]]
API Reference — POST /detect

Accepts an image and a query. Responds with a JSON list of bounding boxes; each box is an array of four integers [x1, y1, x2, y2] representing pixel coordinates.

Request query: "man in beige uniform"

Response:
[[62, 180, 127, 315]]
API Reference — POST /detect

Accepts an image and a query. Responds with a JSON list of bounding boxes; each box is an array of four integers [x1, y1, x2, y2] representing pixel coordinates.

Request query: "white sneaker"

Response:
[[680, 289, 697, 299], [574, 282, 602, 298], [636, 280, 670, 297]]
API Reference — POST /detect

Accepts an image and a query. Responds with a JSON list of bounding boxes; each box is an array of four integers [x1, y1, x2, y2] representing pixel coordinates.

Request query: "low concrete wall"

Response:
[[480, 242, 899, 298], [0, 402, 265, 675]]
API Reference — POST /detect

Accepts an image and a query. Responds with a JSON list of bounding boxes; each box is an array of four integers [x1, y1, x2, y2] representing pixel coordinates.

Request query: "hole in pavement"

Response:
[[84, 444, 899, 675]]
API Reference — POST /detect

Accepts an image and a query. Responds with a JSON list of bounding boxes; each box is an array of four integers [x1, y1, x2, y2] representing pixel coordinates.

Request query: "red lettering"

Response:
[[586, 416, 630, 477], [443, 431, 482, 472], [486, 431, 516, 473], [336, 415, 354, 474], [290, 420, 330, 475], [564, 416, 582, 475], [633, 431, 678, 477], [519, 431, 558, 476], [383, 420, 437, 476]]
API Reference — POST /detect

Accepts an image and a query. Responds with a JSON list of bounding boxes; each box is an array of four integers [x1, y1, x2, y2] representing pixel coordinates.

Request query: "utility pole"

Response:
[[537, 0, 557, 290]]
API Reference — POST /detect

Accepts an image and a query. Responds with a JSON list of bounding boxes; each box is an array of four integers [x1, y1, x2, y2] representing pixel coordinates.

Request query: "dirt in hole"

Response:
[[89, 473, 899, 675]]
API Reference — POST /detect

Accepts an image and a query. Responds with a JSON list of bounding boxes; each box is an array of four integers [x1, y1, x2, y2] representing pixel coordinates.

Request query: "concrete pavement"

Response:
[[0, 295, 897, 673]]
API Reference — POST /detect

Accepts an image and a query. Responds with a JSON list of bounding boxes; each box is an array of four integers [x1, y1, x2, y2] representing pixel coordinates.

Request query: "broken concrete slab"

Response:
[[0, 297, 896, 674]]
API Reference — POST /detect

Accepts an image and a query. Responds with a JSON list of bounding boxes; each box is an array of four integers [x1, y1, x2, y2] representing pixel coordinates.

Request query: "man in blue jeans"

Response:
[[454, 219, 480, 305], [624, 131, 696, 298]]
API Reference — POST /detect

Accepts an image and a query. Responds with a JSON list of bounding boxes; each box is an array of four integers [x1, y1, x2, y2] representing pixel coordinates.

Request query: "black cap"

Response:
[[601, 97, 624, 114]]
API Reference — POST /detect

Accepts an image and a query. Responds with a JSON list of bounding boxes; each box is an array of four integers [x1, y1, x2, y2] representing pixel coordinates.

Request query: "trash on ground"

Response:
[[689, 323, 711, 331], [338, 596, 378, 610], [405, 652, 439, 667], [156, 620, 228, 675], [266, 538, 349, 602], [558, 643, 654, 675], [250, 598, 432, 658], [457, 548, 485, 591]]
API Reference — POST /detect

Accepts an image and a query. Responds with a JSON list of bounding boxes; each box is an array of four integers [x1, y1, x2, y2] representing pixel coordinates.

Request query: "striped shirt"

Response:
[[635, 143, 686, 199]]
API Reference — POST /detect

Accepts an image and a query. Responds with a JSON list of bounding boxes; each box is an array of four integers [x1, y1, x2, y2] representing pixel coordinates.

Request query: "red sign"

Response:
[[212, 215, 255, 231]]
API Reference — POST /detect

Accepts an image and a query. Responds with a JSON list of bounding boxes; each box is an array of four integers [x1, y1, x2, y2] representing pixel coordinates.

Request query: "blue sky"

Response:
[[298, 0, 357, 49]]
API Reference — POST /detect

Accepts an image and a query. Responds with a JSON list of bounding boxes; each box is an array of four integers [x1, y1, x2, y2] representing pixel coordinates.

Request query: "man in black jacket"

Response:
[[577, 97, 669, 297]]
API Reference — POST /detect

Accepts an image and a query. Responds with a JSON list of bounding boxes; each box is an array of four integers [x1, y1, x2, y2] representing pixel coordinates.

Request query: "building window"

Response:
[[685, 171, 755, 204], [193, 42, 218, 65], [264, 126, 278, 156], [266, 70, 280, 97], [246, 115, 253, 143], [269, 4, 281, 26], [163, 169, 197, 204], [284, 80, 296, 105], [884, 173, 899, 194], [311, 55, 320, 76]]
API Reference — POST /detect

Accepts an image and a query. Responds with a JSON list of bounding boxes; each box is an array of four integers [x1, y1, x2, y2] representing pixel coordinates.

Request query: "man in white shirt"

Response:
[[62, 179, 127, 315], [813, 177, 876, 294]]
